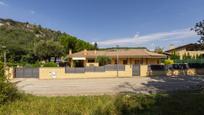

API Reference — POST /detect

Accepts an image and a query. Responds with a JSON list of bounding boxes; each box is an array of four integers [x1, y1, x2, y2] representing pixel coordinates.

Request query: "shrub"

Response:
[[23, 64, 34, 68], [0, 61, 19, 105], [164, 59, 174, 65], [96, 56, 111, 66], [7, 62, 18, 67], [0, 81, 20, 104], [115, 94, 155, 115], [43, 62, 58, 67], [32, 61, 42, 67]]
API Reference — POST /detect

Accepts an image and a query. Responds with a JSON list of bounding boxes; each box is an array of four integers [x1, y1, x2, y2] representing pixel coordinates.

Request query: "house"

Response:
[[165, 43, 204, 59], [68, 48, 167, 67]]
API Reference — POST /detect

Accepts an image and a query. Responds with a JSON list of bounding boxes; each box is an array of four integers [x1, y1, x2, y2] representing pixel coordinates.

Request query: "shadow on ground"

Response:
[[117, 76, 204, 94], [114, 76, 204, 115]]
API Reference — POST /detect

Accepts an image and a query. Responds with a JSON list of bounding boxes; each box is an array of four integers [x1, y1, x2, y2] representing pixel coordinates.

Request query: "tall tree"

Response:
[[59, 34, 95, 53], [59, 34, 77, 54], [170, 52, 180, 60], [192, 20, 204, 48], [94, 42, 98, 50], [33, 40, 64, 62], [154, 47, 163, 54]]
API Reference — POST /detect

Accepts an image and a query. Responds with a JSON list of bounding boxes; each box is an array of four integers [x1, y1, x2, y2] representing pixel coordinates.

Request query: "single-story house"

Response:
[[68, 48, 167, 67], [165, 43, 204, 59]]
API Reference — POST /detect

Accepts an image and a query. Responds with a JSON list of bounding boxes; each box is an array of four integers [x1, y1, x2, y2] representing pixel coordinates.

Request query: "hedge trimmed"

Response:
[[188, 63, 204, 69]]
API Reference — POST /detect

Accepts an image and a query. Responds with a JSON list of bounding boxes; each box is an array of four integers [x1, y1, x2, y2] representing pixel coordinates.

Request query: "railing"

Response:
[[65, 64, 125, 73], [15, 68, 39, 78], [65, 67, 85, 73]]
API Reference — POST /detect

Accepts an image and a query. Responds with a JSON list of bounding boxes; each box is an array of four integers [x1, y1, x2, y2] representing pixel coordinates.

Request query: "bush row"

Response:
[[8, 62, 60, 68], [188, 63, 204, 69], [149, 63, 204, 71]]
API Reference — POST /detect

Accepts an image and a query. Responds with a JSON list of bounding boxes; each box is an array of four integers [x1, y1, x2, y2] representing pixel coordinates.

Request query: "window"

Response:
[[114, 60, 117, 64], [157, 59, 160, 64], [134, 60, 140, 64], [123, 59, 128, 64], [88, 59, 95, 63], [140, 59, 143, 64]]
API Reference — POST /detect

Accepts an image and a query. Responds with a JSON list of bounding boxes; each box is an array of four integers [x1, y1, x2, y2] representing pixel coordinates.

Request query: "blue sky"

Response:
[[0, 0, 203, 50]]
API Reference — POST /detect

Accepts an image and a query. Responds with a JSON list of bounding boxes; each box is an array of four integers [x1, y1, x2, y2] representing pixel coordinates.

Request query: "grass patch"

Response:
[[1, 90, 204, 115], [0, 94, 116, 115]]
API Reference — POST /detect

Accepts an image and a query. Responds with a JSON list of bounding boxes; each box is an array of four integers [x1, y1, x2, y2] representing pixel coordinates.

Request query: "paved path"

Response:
[[12, 77, 204, 96]]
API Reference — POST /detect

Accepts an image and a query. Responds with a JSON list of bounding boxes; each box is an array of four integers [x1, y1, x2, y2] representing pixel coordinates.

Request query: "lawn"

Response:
[[1, 90, 204, 115]]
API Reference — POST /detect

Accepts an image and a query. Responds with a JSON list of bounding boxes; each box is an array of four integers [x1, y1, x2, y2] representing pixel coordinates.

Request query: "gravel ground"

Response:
[[12, 76, 204, 96]]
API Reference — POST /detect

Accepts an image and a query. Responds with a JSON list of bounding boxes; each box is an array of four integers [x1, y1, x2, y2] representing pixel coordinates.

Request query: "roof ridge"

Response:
[[68, 48, 166, 58], [143, 49, 152, 55]]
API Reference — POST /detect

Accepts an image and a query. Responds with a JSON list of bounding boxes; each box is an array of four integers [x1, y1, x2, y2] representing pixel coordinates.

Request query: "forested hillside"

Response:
[[0, 18, 95, 65]]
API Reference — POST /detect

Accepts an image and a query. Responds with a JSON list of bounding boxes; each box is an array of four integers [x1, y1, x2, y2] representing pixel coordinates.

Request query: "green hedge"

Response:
[[188, 63, 204, 68], [174, 59, 204, 64], [43, 62, 58, 67]]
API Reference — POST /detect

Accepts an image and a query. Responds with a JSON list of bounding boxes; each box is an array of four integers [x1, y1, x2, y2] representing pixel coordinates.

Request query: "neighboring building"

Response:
[[68, 48, 167, 67], [165, 43, 204, 59]]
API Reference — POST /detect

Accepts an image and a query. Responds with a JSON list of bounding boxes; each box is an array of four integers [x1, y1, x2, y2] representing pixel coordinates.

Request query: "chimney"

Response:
[[84, 49, 88, 55], [69, 49, 72, 55]]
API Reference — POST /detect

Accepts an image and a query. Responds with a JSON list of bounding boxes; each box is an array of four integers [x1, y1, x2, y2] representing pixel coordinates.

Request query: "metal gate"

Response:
[[132, 64, 140, 76], [15, 68, 39, 78]]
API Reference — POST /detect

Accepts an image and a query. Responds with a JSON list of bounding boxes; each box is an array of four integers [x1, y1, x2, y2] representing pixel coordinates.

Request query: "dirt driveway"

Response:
[[12, 77, 204, 96]]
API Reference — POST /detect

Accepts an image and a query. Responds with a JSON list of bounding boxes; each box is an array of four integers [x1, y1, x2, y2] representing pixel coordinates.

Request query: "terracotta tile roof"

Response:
[[69, 49, 167, 58], [165, 43, 202, 52]]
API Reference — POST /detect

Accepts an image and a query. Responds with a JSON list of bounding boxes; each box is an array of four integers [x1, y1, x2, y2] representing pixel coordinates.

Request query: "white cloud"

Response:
[[98, 28, 197, 48], [0, 1, 7, 6]]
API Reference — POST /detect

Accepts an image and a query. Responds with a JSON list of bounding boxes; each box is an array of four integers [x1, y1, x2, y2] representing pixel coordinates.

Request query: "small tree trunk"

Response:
[[48, 57, 51, 62], [54, 57, 57, 63]]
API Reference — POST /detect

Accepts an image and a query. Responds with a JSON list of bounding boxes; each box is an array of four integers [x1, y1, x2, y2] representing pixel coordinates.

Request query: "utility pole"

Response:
[[116, 45, 119, 77]]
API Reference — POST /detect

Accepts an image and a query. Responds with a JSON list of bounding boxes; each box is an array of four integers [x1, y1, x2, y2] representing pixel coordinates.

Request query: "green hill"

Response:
[[0, 18, 95, 64]]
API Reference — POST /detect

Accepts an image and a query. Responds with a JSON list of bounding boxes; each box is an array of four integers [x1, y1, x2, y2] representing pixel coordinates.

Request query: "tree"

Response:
[[59, 34, 77, 53], [74, 40, 95, 52], [33, 40, 48, 61], [170, 52, 180, 60], [154, 47, 163, 54], [47, 40, 64, 62], [0, 18, 95, 65], [94, 42, 98, 50], [0, 61, 19, 104], [0, 28, 36, 63], [34, 40, 64, 62], [192, 20, 204, 48], [59, 34, 95, 53], [96, 56, 111, 66], [183, 53, 192, 60]]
